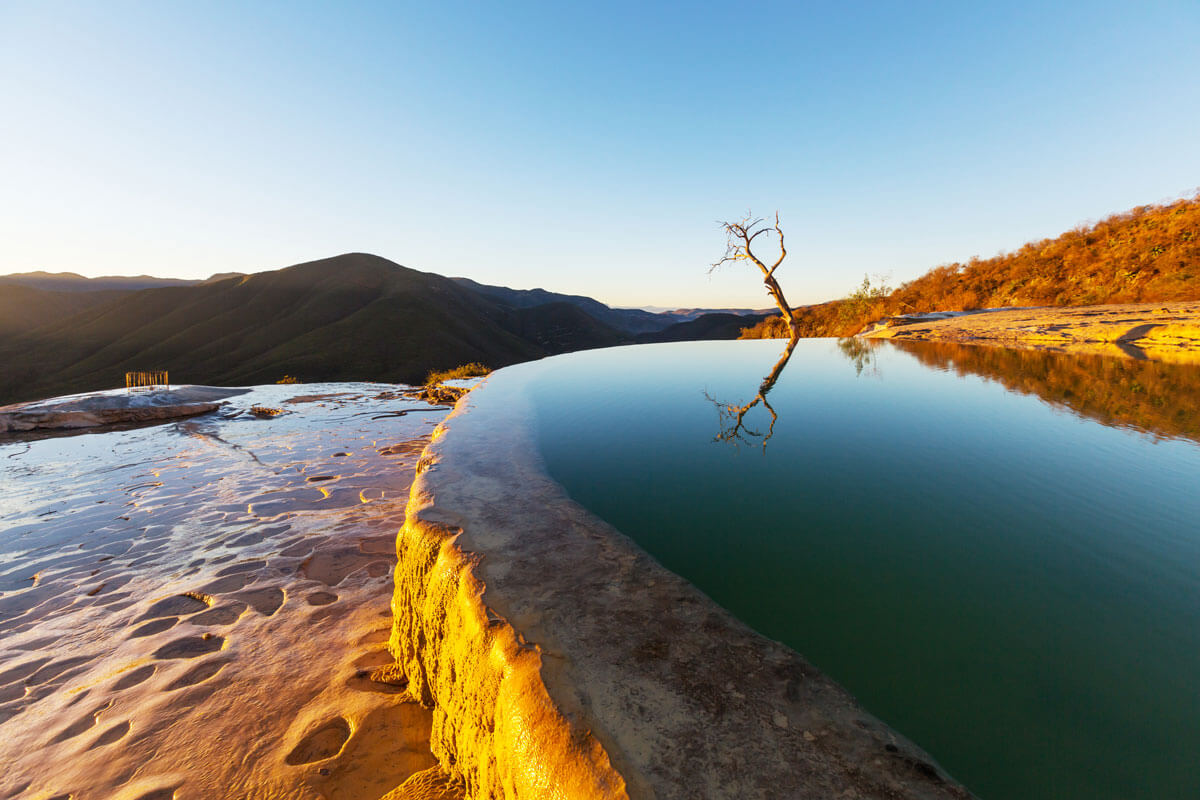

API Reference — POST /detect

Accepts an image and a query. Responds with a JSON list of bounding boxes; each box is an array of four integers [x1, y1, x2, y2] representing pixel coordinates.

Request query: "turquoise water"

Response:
[[528, 339, 1200, 800]]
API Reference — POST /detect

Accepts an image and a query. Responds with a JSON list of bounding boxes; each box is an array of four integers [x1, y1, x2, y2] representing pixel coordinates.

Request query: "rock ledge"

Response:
[[389, 360, 974, 799]]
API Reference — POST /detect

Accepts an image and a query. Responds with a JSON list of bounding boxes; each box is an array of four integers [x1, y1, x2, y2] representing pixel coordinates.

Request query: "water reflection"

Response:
[[705, 339, 797, 448], [531, 338, 1200, 799], [708, 337, 886, 448], [707, 335, 1200, 449], [893, 340, 1200, 444], [836, 337, 879, 377]]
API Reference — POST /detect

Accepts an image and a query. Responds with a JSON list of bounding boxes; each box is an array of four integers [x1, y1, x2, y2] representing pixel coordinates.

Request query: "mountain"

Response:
[[0, 271, 203, 292], [0, 254, 772, 405], [450, 277, 681, 334], [643, 306, 773, 320], [0, 268, 765, 342], [635, 312, 770, 343], [0, 285, 129, 338], [0, 254, 632, 404], [200, 272, 247, 284]]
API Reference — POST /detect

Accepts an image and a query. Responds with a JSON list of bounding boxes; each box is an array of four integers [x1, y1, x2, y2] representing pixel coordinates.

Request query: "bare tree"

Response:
[[711, 213, 798, 342], [705, 211, 803, 448]]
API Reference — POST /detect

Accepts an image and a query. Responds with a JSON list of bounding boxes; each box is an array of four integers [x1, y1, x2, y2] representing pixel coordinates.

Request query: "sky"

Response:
[[1, 1, 1198, 308]]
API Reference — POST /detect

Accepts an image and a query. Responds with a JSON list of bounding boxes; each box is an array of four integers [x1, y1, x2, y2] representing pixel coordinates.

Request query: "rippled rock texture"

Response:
[[0, 383, 455, 800]]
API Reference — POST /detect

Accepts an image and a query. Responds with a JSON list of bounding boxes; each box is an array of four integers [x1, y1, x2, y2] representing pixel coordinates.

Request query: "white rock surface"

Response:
[[0, 386, 249, 433]]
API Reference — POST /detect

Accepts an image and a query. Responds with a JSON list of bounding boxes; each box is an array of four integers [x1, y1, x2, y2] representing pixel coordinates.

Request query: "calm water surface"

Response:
[[527, 339, 1200, 800]]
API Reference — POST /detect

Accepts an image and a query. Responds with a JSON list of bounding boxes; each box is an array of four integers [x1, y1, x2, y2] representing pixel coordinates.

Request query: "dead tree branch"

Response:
[[711, 212, 798, 342]]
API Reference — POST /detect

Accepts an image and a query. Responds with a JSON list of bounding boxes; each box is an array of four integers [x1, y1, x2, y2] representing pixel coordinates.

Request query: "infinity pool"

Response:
[[526, 339, 1200, 799]]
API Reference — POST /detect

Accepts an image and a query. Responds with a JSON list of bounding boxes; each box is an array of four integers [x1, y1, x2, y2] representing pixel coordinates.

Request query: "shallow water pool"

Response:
[[526, 339, 1200, 800]]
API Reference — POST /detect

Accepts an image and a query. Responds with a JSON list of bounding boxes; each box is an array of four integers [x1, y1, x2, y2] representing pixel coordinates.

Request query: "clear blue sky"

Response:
[[1, 1, 1197, 308]]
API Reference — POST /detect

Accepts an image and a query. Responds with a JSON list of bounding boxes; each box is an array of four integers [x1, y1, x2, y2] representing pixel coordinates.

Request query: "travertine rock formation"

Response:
[[862, 301, 1200, 364], [0, 385, 247, 432], [389, 363, 974, 799]]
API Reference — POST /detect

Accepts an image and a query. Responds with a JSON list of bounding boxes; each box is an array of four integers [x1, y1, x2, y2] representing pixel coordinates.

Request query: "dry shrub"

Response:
[[741, 192, 1200, 339]]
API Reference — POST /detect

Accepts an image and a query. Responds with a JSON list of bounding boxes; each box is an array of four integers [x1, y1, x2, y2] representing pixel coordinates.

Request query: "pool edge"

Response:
[[389, 362, 975, 799]]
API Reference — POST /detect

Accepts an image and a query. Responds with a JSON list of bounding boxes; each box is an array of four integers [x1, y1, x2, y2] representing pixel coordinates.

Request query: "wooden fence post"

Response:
[[125, 371, 169, 392]]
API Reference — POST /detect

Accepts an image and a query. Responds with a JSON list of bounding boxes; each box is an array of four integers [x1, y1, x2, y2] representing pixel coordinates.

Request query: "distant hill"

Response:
[[636, 312, 769, 343], [0, 285, 129, 339], [0, 267, 764, 343], [0, 254, 641, 404], [0, 271, 248, 339], [0, 271, 203, 292], [636, 305, 771, 316], [0, 255, 772, 404], [741, 192, 1200, 338], [643, 306, 773, 320], [200, 272, 247, 284], [451, 277, 697, 334]]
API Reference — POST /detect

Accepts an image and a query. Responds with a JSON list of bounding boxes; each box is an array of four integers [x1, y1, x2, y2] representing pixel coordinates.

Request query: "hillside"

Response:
[[0, 254, 629, 404], [0, 285, 128, 338], [450, 277, 674, 334], [636, 312, 769, 343], [0, 271, 203, 292], [0, 265, 766, 351], [741, 193, 1200, 338]]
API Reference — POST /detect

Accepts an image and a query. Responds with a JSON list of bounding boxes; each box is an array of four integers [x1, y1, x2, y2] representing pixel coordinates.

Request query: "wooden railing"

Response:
[[126, 371, 169, 392]]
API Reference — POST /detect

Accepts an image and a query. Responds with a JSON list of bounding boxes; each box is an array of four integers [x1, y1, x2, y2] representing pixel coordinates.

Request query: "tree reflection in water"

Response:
[[708, 336, 887, 448], [706, 339, 797, 449], [836, 337, 880, 377], [709, 334, 1200, 449], [894, 340, 1200, 444]]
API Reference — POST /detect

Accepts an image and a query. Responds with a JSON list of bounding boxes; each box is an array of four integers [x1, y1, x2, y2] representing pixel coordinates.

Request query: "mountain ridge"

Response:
[[0, 271, 207, 292], [0, 253, 761, 404]]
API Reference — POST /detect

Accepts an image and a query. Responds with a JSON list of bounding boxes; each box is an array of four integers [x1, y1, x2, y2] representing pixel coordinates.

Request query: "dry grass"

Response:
[[424, 363, 491, 387], [740, 192, 1200, 339]]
